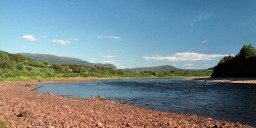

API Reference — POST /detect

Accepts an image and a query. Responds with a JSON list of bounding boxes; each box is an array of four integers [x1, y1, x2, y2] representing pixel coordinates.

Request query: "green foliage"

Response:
[[237, 44, 256, 59], [124, 65, 180, 72], [149, 70, 212, 77], [73, 67, 87, 73], [219, 55, 234, 64], [0, 51, 15, 69], [212, 44, 256, 77], [21, 53, 117, 69], [50, 63, 63, 73], [0, 120, 7, 128], [28, 60, 47, 68], [43, 60, 49, 65], [0, 50, 212, 80], [15, 54, 24, 63]]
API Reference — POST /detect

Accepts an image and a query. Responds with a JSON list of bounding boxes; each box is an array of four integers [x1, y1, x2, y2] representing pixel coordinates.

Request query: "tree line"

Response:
[[212, 44, 256, 77]]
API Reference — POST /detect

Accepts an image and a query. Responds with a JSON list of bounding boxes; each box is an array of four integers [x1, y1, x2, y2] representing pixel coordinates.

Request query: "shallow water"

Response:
[[37, 78, 256, 126]]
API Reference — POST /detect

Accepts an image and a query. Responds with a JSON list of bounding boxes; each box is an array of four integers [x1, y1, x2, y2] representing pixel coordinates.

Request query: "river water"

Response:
[[36, 78, 256, 126]]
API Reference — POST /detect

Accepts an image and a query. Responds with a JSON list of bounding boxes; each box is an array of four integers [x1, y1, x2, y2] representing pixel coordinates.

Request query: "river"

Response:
[[36, 78, 256, 126]]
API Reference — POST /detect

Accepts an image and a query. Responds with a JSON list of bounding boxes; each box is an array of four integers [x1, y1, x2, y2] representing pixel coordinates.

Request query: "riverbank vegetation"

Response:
[[0, 120, 7, 128], [212, 44, 256, 77], [0, 50, 212, 81]]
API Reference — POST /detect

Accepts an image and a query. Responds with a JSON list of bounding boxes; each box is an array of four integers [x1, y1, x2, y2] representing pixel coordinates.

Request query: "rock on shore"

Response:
[[0, 79, 253, 127]]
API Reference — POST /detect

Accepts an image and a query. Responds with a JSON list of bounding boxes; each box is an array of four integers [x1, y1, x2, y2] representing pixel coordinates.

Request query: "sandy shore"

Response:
[[186, 77, 256, 85], [0, 78, 253, 128]]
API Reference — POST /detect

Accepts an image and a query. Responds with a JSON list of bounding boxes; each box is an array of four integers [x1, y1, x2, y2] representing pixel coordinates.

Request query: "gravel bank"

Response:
[[0, 78, 253, 128], [186, 77, 256, 85]]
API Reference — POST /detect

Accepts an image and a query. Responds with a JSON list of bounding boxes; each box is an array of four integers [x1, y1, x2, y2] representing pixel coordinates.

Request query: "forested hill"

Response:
[[0, 50, 128, 79], [123, 65, 181, 72], [211, 44, 256, 77], [0, 50, 213, 80], [20, 53, 117, 69]]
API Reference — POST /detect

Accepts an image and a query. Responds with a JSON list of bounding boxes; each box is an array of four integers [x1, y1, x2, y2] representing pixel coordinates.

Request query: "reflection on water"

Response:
[[37, 78, 256, 126]]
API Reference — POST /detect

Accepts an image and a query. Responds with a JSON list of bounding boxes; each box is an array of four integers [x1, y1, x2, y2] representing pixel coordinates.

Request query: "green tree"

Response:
[[15, 54, 23, 63], [212, 44, 256, 77], [73, 67, 87, 73], [0, 51, 14, 69], [108, 69, 117, 75], [29, 61, 47, 68], [50, 63, 63, 73], [44, 60, 49, 65], [62, 65, 70, 72], [237, 44, 256, 59], [219, 55, 234, 64], [117, 69, 124, 75]]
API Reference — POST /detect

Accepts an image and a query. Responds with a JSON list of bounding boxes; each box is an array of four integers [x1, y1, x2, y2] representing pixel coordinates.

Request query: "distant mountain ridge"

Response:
[[123, 65, 181, 72], [20, 53, 117, 69]]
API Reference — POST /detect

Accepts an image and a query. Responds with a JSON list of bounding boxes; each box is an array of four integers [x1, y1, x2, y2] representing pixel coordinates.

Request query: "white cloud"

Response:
[[184, 64, 194, 66], [97, 35, 122, 40], [52, 40, 71, 45], [204, 64, 209, 66], [193, 13, 213, 22], [69, 38, 78, 41], [103, 60, 115, 64], [143, 52, 228, 61], [102, 56, 116, 59], [201, 40, 208, 44], [191, 13, 213, 27], [21, 35, 39, 41]]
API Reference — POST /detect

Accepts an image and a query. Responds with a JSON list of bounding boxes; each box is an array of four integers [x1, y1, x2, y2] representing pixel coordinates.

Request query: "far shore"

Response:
[[0, 78, 254, 127], [186, 77, 256, 84], [2, 76, 256, 85]]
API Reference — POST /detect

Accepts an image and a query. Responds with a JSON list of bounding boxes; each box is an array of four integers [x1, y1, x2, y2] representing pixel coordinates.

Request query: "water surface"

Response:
[[37, 78, 256, 126]]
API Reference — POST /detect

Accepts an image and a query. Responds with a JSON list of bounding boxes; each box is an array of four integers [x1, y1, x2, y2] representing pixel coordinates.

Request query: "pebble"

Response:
[[212, 124, 218, 128], [46, 125, 55, 128], [96, 122, 104, 127], [47, 92, 53, 96], [61, 105, 70, 109]]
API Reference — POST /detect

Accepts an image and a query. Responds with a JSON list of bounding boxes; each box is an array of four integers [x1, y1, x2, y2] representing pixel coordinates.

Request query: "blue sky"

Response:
[[0, 0, 255, 69]]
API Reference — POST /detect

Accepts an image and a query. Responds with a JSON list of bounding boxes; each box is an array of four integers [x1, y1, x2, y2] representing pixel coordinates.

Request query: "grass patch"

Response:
[[3, 76, 43, 81], [0, 76, 47, 81], [0, 76, 89, 81], [0, 120, 7, 128]]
